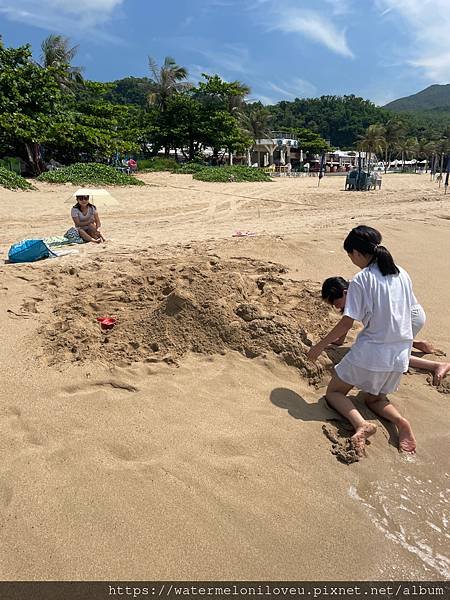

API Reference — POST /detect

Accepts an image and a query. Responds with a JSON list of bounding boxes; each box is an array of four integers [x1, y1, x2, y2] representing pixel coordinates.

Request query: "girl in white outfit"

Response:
[[320, 277, 450, 385], [307, 225, 417, 456]]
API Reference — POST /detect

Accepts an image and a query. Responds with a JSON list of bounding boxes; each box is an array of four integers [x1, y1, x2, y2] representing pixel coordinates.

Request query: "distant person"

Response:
[[68, 193, 105, 243], [307, 225, 418, 456], [321, 276, 450, 385], [47, 158, 62, 171], [127, 158, 137, 173]]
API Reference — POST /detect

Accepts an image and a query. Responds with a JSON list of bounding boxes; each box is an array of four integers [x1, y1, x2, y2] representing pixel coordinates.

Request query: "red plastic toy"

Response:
[[96, 317, 117, 330]]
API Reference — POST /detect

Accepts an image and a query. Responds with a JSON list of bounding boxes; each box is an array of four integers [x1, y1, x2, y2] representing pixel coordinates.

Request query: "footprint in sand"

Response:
[[0, 477, 14, 508], [430, 377, 450, 394], [60, 380, 139, 402], [104, 441, 145, 462], [4, 406, 44, 446]]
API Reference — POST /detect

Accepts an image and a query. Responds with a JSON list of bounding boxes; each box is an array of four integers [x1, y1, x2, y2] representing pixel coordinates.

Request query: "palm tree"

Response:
[[415, 137, 432, 172], [242, 104, 271, 165], [433, 137, 450, 180], [147, 56, 190, 156], [223, 80, 250, 165], [225, 81, 251, 118], [244, 105, 271, 141], [357, 123, 385, 171], [40, 34, 83, 90], [423, 140, 437, 175], [383, 118, 406, 172], [395, 137, 418, 171], [147, 56, 190, 111]]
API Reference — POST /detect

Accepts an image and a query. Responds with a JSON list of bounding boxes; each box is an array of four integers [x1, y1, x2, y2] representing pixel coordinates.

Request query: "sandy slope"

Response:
[[0, 173, 449, 580]]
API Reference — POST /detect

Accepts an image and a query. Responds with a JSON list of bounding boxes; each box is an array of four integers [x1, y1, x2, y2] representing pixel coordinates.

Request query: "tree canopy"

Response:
[[2, 36, 449, 176]]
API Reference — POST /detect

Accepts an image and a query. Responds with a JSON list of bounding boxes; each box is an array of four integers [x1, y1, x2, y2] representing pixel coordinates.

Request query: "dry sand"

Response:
[[0, 172, 449, 580]]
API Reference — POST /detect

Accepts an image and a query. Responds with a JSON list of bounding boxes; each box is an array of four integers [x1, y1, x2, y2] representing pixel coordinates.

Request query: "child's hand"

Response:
[[331, 334, 347, 346], [307, 343, 324, 363]]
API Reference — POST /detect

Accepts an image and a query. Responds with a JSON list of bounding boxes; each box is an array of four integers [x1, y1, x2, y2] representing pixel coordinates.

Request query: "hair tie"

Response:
[[373, 244, 379, 252]]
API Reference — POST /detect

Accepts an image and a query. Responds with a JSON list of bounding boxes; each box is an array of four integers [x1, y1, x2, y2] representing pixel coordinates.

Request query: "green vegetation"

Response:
[[385, 84, 450, 112], [2, 35, 449, 180], [37, 163, 144, 185], [138, 157, 179, 171], [266, 95, 388, 148], [176, 162, 208, 174], [192, 166, 271, 182], [0, 166, 34, 190]]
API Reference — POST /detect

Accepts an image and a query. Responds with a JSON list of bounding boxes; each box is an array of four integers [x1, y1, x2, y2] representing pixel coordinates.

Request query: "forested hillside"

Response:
[[385, 84, 450, 112]]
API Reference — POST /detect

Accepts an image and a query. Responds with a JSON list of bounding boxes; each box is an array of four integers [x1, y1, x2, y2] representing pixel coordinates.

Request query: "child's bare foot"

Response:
[[397, 417, 416, 453], [413, 340, 434, 354], [433, 362, 450, 385], [350, 422, 377, 457]]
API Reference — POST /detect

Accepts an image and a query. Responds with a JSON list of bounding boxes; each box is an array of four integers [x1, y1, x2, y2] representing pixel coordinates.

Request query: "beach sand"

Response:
[[0, 172, 449, 580]]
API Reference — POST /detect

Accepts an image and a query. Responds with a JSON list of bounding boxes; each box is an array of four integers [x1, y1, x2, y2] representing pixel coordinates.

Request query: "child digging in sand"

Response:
[[321, 276, 450, 385], [307, 225, 417, 457]]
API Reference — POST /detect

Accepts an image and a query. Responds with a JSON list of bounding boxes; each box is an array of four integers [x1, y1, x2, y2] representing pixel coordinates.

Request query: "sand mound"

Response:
[[35, 253, 336, 385]]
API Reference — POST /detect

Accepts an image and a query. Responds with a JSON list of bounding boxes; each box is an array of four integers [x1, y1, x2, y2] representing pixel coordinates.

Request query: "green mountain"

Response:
[[385, 84, 450, 112]]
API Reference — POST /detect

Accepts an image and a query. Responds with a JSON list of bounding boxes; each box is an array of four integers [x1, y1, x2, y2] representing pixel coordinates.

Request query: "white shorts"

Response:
[[335, 355, 403, 396], [411, 304, 426, 338]]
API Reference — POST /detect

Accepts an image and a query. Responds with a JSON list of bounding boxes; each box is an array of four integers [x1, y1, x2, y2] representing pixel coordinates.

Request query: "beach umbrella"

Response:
[[445, 156, 450, 194], [318, 153, 325, 186], [65, 188, 119, 208]]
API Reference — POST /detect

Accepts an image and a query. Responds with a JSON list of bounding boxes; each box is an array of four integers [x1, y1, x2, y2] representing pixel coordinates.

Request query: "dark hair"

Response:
[[73, 199, 96, 211], [321, 276, 349, 304], [343, 225, 399, 276]]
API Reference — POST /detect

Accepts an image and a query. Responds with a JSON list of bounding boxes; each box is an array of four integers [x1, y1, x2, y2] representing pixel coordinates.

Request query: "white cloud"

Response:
[[0, 0, 125, 38], [376, 0, 450, 81], [194, 43, 249, 75], [260, 7, 354, 58], [251, 93, 277, 105], [268, 77, 317, 99], [250, 76, 316, 105], [323, 0, 354, 16], [176, 41, 249, 76]]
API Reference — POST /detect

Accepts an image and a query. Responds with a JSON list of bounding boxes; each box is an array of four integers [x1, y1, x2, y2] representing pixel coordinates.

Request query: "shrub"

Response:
[[0, 166, 35, 190], [37, 163, 145, 186], [176, 162, 208, 174], [192, 166, 271, 183], [138, 157, 179, 172]]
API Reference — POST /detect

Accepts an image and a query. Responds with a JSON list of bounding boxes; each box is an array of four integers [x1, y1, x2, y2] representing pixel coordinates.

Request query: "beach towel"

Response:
[[44, 235, 75, 248], [63, 227, 86, 244]]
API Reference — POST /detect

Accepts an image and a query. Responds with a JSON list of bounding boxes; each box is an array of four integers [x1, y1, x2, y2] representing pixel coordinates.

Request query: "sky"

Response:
[[1, 0, 449, 106]]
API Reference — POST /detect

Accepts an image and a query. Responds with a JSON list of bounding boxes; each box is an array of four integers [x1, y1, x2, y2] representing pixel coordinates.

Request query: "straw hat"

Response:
[[65, 188, 119, 207]]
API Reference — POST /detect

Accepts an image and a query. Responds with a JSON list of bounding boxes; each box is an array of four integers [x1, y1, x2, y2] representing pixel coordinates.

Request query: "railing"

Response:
[[270, 131, 298, 140]]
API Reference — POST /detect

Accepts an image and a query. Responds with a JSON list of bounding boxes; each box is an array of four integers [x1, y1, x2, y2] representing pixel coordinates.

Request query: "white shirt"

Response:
[[343, 264, 415, 372]]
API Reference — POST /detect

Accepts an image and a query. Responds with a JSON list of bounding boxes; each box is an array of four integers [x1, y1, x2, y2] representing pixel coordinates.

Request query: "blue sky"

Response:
[[1, 0, 449, 106]]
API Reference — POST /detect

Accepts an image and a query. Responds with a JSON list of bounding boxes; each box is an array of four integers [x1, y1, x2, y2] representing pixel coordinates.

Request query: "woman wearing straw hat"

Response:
[[68, 192, 105, 243]]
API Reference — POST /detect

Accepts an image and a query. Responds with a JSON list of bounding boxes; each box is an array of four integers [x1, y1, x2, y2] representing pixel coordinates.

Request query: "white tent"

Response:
[[65, 188, 119, 208]]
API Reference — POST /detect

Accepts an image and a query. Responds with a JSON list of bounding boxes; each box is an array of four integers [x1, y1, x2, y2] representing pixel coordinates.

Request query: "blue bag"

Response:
[[8, 239, 56, 263]]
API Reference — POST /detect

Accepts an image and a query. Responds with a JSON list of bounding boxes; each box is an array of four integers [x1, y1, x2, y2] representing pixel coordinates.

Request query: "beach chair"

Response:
[[345, 170, 359, 190], [345, 170, 371, 191], [358, 171, 370, 190]]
